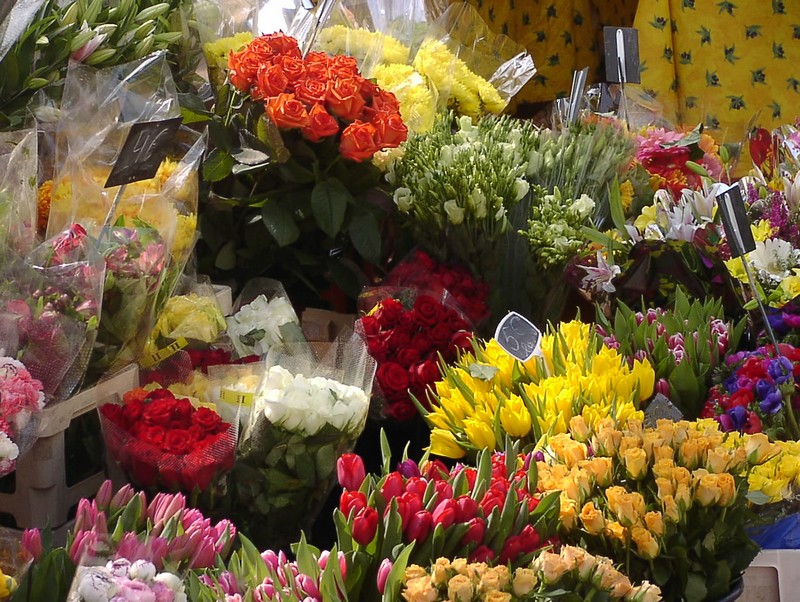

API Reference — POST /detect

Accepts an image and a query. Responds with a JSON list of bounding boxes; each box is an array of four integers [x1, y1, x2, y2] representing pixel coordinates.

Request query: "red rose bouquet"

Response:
[[196, 31, 408, 298], [382, 249, 491, 327], [99, 387, 236, 506], [357, 287, 474, 421]]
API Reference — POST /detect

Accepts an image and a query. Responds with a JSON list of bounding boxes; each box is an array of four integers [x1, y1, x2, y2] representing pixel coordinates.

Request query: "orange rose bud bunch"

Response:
[[227, 33, 408, 162]]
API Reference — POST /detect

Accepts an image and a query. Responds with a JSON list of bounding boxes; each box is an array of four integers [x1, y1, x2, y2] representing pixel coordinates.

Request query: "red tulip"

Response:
[[400, 492, 423, 522], [468, 545, 495, 563], [433, 481, 453, 501], [352, 507, 379, 546], [340, 490, 367, 518], [460, 517, 486, 547], [499, 535, 523, 564], [518, 524, 541, 554], [405, 510, 433, 542], [404, 476, 427, 499], [337, 454, 366, 490], [424, 459, 450, 481], [454, 496, 478, 522], [432, 498, 457, 529], [381, 472, 404, 501]]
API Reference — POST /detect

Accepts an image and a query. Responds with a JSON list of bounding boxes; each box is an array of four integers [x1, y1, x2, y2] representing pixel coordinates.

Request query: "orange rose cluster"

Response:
[[227, 32, 408, 162]]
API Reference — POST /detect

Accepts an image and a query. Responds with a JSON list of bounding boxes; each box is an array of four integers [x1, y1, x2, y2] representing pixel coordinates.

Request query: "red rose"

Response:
[[384, 329, 411, 352], [137, 425, 166, 447], [395, 347, 422, 368], [304, 52, 330, 80], [100, 404, 128, 429], [428, 322, 454, 347], [266, 93, 310, 130], [193, 407, 224, 434], [359, 315, 380, 336], [412, 295, 443, 327], [371, 111, 407, 148], [387, 400, 417, 421], [142, 399, 173, 427], [326, 79, 366, 121], [412, 359, 441, 389], [339, 121, 380, 162], [301, 103, 340, 143], [409, 333, 433, 356], [164, 429, 193, 455], [376, 362, 410, 395], [366, 337, 390, 362], [123, 440, 159, 488], [373, 298, 404, 328], [148, 388, 175, 401], [255, 63, 290, 99], [123, 398, 145, 423], [172, 398, 194, 420], [449, 331, 474, 354]]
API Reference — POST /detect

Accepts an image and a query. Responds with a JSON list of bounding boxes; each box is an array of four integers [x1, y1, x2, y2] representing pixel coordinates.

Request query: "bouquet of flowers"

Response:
[[0, 129, 38, 254], [333, 447, 559, 601], [2, 223, 105, 401], [199, 31, 407, 298], [534, 417, 776, 601], [230, 332, 375, 549], [597, 289, 745, 419], [0, 0, 186, 129], [0, 527, 33, 600], [226, 278, 303, 360], [0, 357, 44, 476], [67, 554, 187, 602], [381, 249, 491, 327], [99, 387, 236, 505], [700, 343, 800, 440], [421, 320, 653, 460], [398, 546, 661, 602], [358, 288, 474, 421], [88, 220, 171, 381]]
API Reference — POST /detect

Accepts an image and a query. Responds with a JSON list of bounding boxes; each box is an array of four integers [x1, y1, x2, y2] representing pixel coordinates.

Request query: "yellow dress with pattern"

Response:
[[461, 0, 639, 108], [633, 0, 800, 169]]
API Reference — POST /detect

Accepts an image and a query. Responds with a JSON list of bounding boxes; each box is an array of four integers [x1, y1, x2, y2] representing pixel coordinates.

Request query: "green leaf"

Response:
[[383, 543, 415, 602], [261, 202, 300, 247], [380, 429, 392, 475], [203, 149, 234, 182], [327, 257, 362, 299], [469, 363, 499, 381], [348, 212, 382, 264], [215, 240, 237, 270], [685, 573, 708, 602], [311, 179, 351, 238], [608, 176, 630, 239], [233, 147, 270, 165]]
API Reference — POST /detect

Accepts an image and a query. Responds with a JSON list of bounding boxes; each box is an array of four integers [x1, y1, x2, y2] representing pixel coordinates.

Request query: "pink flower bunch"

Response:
[[0, 356, 44, 475], [247, 549, 347, 602]]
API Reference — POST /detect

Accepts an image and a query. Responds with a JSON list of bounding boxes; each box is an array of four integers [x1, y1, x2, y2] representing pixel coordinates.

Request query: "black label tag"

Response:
[[104, 116, 183, 188], [604, 27, 640, 84], [717, 185, 755, 258], [494, 311, 541, 362]]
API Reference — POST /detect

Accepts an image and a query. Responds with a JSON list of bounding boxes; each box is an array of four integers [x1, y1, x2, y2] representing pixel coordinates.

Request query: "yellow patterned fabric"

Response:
[[634, 0, 800, 168], [462, 0, 638, 107]]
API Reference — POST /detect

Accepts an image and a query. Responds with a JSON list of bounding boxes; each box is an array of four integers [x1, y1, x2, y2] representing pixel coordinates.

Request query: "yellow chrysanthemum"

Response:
[[315, 25, 410, 66]]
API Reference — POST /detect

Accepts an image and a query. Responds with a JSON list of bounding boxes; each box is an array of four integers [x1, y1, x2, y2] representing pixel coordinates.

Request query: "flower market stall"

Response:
[[1, 1, 800, 601]]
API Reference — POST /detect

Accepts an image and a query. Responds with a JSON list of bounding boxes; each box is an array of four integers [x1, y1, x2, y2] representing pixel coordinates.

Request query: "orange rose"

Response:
[[326, 78, 366, 121], [267, 93, 310, 130], [250, 33, 301, 61], [255, 63, 289, 99], [302, 104, 340, 142], [329, 54, 359, 78], [228, 49, 260, 92], [295, 78, 329, 105], [304, 51, 330, 80], [372, 112, 407, 148], [371, 88, 401, 114], [339, 121, 380, 162], [276, 55, 306, 83]]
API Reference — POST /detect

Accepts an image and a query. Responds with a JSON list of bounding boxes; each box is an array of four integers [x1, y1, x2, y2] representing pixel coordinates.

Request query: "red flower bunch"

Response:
[[383, 250, 491, 325], [227, 32, 407, 162], [335, 453, 554, 567], [99, 387, 235, 492], [359, 293, 474, 421]]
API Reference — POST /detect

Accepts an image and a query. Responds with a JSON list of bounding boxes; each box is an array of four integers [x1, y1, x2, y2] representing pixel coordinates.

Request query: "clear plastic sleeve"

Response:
[[0, 129, 38, 254]]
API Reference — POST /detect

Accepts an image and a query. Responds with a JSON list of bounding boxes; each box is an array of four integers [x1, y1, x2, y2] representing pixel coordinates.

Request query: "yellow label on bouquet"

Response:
[[220, 388, 255, 407], [140, 337, 188, 369]]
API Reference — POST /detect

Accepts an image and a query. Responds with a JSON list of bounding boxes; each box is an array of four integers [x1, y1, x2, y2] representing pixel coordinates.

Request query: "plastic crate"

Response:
[[213, 284, 233, 316], [742, 549, 800, 602], [0, 365, 138, 532]]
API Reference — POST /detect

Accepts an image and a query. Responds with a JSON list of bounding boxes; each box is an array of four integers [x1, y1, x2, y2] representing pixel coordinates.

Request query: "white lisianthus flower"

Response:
[[514, 178, 530, 201], [571, 194, 595, 219], [226, 294, 299, 358], [393, 187, 414, 212], [438, 145, 454, 167], [470, 189, 487, 219], [443, 200, 465, 225]]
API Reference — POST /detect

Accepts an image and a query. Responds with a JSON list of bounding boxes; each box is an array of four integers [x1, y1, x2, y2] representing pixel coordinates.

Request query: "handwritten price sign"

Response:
[[494, 311, 541, 363], [105, 116, 182, 188]]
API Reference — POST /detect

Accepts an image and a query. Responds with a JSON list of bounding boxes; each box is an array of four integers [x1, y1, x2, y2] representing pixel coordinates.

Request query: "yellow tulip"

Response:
[[429, 429, 466, 459], [464, 419, 496, 450], [498, 394, 532, 438]]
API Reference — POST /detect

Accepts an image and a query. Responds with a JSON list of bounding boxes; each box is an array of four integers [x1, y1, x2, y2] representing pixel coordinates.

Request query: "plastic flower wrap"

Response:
[[206, 362, 264, 427], [399, 547, 661, 602], [229, 331, 375, 549], [597, 289, 746, 419], [0, 527, 33, 600], [99, 386, 236, 509], [333, 447, 559, 600], [1, 223, 105, 402], [540, 417, 775, 601], [0, 357, 44, 476], [0, 129, 38, 254], [357, 287, 474, 422], [226, 278, 303, 360], [46, 53, 203, 282], [88, 220, 173, 382], [67, 553, 187, 602], [192, 0, 259, 88], [421, 321, 653, 460], [746, 439, 800, 505], [701, 343, 800, 440]]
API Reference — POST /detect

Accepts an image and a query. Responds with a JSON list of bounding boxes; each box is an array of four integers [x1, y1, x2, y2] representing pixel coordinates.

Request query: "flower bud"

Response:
[[337, 453, 366, 491]]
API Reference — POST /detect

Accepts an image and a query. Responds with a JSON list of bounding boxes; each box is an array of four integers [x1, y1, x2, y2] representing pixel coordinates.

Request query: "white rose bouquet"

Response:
[[228, 331, 376, 549]]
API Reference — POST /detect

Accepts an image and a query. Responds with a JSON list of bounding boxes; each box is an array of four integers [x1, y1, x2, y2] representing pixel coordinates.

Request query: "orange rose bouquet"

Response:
[[196, 32, 408, 302]]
